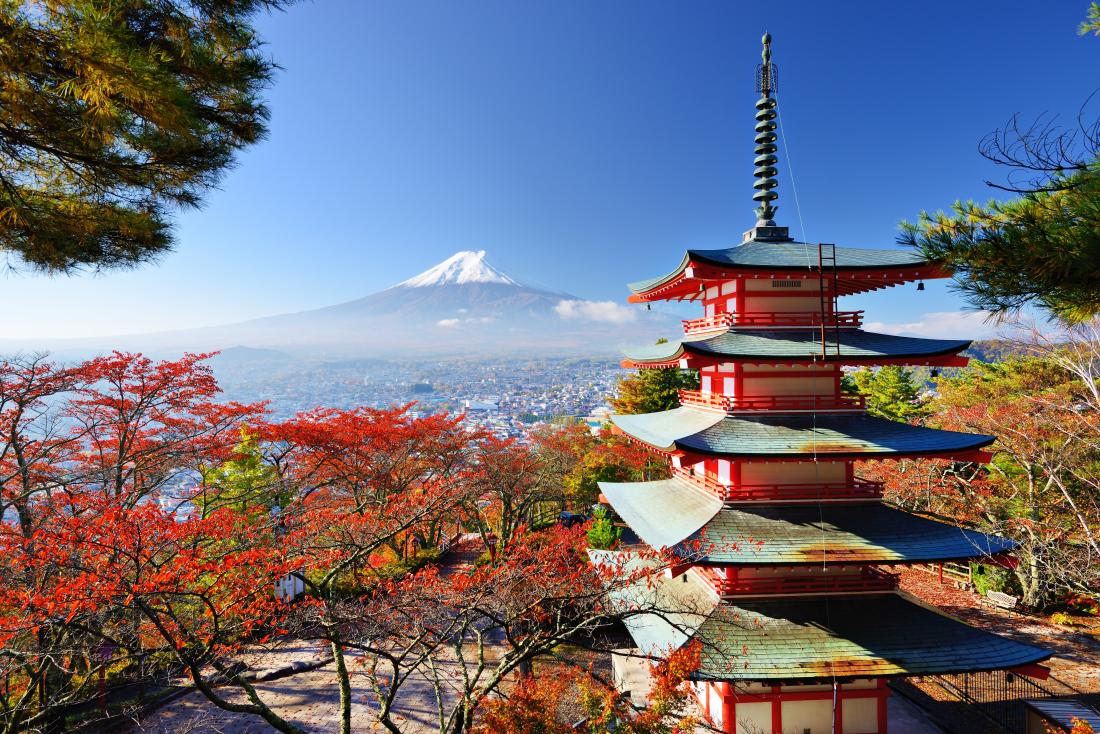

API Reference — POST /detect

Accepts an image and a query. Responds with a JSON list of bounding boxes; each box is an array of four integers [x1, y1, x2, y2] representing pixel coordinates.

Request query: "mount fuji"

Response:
[[12, 251, 678, 359]]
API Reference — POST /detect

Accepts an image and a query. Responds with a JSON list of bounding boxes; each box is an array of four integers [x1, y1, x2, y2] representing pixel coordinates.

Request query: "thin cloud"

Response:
[[864, 311, 1001, 339], [437, 316, 494, 328], [555, 299, 637, 324]]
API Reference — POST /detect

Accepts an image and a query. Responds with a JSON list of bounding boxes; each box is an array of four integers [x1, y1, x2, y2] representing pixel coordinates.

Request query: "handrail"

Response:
[[672, 467, 883, 502], [679, 390, 866, 413], [682, 310, 863, 334], [697, 567, 899, 597]]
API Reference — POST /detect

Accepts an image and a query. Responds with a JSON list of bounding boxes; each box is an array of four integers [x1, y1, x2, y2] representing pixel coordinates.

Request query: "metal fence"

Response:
[[927, 670, 1065, 733]]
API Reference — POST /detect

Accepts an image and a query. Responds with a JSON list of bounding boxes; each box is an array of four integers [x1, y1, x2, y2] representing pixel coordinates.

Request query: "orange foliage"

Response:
[[473, 641, 703, 734], [1044, 717, 1098, 734]]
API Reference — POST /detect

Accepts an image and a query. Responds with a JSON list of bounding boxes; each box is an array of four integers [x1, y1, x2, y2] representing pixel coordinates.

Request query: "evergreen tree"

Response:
[[198, 430, 284, 517], [844, 366, 928, 422], [901, 6, 1100, 322], [0, 0, 290, 272], [902, 170, 1100, 322], [610, 367, 699, 415], [585, 506, 621, 550]]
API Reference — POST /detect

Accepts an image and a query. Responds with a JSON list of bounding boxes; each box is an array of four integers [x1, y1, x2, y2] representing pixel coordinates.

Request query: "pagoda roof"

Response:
[[623, 329, 970, 366], [610, 407, 995, 458], [598, 477, 1014, 564], [591, 550, 1049, 682], [629, 241, 935, 299]]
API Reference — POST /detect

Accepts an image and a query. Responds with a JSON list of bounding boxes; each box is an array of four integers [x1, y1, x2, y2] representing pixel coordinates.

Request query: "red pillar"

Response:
[[877, 678, 890, 733], [722, 682, 736, 734], [771, 685, 782, 734]]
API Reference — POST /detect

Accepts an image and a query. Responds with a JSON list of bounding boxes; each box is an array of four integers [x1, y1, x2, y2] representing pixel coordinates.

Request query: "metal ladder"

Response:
[[817, 243, 841, 360]]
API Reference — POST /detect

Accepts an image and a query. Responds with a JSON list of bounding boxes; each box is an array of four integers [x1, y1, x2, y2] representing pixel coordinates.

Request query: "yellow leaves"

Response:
[[0, 206, 26, 227]]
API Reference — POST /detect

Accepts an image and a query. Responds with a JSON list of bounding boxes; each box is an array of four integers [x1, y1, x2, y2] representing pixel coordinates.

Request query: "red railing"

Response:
[[681, 310, 864, 334], [696, 566, 898, 597], [672, 467, 883, 502], [678, 390, 865, 413]]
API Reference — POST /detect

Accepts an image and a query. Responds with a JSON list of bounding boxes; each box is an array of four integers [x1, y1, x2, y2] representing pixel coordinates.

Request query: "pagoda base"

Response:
[[614, 652, 889, 734]]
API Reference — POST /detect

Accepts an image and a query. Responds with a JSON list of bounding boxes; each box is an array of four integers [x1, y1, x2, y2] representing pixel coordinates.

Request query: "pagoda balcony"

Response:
[[679, 390, 866, 413], [696, 566, 899, 598], [681, 310, 864, 335], [672, 466, 884, 502]]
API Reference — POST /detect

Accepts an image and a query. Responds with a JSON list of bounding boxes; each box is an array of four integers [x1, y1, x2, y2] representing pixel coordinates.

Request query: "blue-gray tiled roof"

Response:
[[598, 477, 1014, 564], [611, 407, 995, 458], [629, 241, 931, 293], [692, 593, 1049, 681], [623, 329, 970, 364]]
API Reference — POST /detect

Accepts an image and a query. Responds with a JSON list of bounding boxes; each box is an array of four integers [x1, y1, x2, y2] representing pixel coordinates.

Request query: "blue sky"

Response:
[[3, 1, 1097, 340]]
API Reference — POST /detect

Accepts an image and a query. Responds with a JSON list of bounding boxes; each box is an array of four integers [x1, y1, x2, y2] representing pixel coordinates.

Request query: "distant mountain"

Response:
[[964, 339, 1030, 363], [396, 250, 520, 287], [300, 251, 574, 325], [5, 251, 678, 360]]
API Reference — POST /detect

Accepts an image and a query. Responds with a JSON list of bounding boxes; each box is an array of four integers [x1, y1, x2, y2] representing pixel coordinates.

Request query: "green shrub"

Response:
[[970, 563, 1020, 596], [376, 547, 443, 580], [1050, 611, 1075, 626], [586, 507, 621, 550]]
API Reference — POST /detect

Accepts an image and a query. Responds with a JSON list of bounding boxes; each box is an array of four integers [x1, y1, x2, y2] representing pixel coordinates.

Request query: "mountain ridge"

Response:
[[2, 250, 676, 359]]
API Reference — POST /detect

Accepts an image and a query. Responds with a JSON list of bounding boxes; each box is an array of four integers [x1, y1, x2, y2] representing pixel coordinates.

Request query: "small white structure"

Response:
[[275, 572, 305, 602], [611, 648, 655, 703]]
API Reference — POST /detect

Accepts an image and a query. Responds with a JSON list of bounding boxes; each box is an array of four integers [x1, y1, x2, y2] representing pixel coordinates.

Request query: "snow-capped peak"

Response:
[[397, 251, 520, 288]]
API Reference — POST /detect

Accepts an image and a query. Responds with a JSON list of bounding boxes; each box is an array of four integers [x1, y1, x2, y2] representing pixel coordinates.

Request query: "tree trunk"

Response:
[[330, 633, 352, 734]]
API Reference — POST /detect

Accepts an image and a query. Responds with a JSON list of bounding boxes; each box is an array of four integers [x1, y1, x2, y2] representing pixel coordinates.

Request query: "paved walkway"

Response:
[[889, 693, 947, 733], [135, 655, 465, 733], [134, 537, 489, 734]]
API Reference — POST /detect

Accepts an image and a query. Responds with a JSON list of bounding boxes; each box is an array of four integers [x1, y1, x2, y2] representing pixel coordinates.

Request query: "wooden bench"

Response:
[[983, 590, 1020, 610]]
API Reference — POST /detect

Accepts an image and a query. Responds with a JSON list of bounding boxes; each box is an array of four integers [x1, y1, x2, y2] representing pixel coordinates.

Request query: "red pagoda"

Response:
[[594, 33, 1049, 734]]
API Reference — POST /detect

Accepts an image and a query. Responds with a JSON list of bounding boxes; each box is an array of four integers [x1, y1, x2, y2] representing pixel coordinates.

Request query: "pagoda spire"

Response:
[[753, 31, 779, 227]]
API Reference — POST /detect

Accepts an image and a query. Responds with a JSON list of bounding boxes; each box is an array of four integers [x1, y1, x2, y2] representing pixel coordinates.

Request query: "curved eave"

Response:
[[609, 407, 724, 453], [686, 244, 930, 272], [599, 477, 723, 551], [690, 593, 1050, 682], [600, 477, 1015, 565], [611, 408, 996, 459], [690, 504, 1015, 564], [621, 329, 972, 368], [628, 245, 949, 303]]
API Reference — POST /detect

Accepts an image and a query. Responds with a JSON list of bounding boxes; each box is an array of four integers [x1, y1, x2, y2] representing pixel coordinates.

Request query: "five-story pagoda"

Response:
[[594, 33, 1049, 734]]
